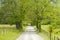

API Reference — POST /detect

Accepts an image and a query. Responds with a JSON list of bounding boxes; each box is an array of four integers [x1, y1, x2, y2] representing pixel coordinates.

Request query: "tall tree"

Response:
[[0, 0, 26, 29]]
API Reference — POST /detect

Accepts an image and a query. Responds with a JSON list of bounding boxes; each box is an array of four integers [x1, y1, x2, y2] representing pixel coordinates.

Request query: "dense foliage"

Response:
[[0, 0, 60, 30]]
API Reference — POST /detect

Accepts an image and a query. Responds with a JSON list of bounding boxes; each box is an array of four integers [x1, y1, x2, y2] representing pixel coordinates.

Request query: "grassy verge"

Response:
[[38, 31, 50, 40], [38, 25, 60, 40], [0, 25, 24, 40], [0, 29, 23, 40]]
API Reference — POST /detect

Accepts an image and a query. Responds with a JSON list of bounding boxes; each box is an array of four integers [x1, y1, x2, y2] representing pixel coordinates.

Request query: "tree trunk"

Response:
[[16, 21, 22, 29], [38, 23, 41, 32], [20, 21, 22, 29], [36, 21, 41, 32], [50, 33, 51, 40], [36, 21, 38, 29]]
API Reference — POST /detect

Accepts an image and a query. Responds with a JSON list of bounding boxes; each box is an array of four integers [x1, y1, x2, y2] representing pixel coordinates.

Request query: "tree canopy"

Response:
[[0, 0, 60, 29]]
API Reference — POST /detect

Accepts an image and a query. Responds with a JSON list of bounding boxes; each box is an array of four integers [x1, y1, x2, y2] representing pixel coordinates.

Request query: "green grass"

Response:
[[41, 25, 60, 37], [52, 29, 60, 39], [38, 31, 50, 40], [0, 25, 23, 40], [38, 25, 60, 40], [0, 30, 22, 40]]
